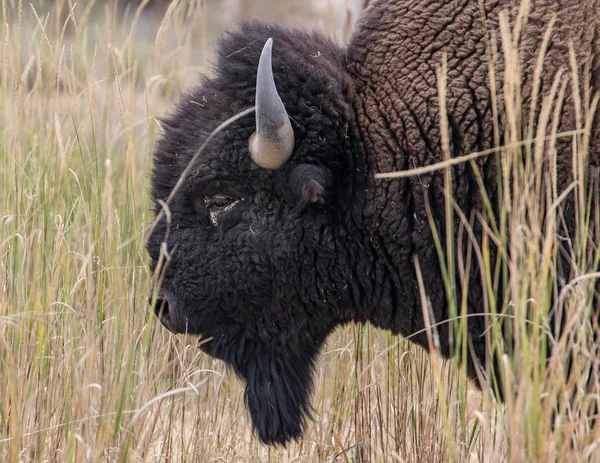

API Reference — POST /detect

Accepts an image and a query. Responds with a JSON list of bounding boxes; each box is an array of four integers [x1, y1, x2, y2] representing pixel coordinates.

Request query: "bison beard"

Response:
[[148, 0, 600, 447], [239, 347, 316, 444], [194, 321, 322, 444]]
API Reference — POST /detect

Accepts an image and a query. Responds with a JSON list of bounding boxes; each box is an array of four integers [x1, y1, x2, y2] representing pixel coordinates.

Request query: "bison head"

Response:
[[146, 23, 359, 444]]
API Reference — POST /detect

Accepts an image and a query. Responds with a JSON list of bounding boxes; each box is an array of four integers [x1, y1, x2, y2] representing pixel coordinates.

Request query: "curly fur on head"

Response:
[[148, 22, 357, 444], [148, 0, 600, 445]]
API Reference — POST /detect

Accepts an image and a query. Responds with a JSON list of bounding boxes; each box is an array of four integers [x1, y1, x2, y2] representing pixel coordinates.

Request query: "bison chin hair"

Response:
[[238, 346, 317, 445]]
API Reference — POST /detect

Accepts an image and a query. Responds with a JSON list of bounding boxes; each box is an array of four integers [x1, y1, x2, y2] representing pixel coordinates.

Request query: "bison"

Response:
[[146, 0, 600, 445]]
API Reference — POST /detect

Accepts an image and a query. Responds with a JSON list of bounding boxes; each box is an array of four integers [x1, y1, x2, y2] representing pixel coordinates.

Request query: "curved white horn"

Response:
[[249, 38, 295, 169]]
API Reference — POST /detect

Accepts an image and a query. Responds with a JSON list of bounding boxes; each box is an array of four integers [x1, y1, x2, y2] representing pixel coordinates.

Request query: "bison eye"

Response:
[[203, 194, 240, 226], [204, 194, 235, 209]]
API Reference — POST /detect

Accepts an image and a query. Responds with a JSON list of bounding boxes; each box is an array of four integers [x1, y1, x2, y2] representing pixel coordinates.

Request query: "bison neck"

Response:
[[341, 0, 505, 374], [340, 95, 455, 359]]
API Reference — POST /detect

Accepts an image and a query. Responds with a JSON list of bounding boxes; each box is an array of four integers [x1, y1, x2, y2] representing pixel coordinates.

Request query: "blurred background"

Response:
[[19, 0, 369, 42], [6, 0, 370, 100], [121, 0, 369, 37]]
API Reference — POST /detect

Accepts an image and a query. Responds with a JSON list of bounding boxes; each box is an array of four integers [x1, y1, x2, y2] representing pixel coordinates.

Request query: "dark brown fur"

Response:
[[347, 0, 600, 374], [148, 0, 600, 444]]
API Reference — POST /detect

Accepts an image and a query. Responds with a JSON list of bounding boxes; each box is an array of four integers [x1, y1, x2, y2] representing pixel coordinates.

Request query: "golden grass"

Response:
[[1, 0, 600, 461]]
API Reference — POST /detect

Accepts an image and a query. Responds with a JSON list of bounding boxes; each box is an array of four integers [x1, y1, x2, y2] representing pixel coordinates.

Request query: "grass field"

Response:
[[2, 0, 600, 461]]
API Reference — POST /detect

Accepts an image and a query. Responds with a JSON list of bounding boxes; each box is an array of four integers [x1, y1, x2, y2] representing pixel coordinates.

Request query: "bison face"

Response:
[[146, 23, 357, 444]]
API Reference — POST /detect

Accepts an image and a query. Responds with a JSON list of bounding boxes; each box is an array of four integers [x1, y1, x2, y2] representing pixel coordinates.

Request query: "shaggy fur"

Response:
[[147, 0, 600, 444]]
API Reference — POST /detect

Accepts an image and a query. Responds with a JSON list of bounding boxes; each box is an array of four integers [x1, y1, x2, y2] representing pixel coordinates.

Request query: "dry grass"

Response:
[[1, 0, 600, 461]]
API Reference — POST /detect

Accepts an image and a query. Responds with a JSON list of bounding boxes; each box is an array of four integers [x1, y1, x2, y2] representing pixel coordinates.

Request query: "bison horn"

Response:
[[249, 38, 295, 170]]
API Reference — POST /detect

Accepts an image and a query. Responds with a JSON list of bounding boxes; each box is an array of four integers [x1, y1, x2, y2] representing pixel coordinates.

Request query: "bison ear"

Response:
[[288, 164, 332, 206]]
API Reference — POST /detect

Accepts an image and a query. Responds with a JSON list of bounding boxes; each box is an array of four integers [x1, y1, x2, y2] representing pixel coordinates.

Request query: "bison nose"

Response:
[[150, 296, 182, 334]]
